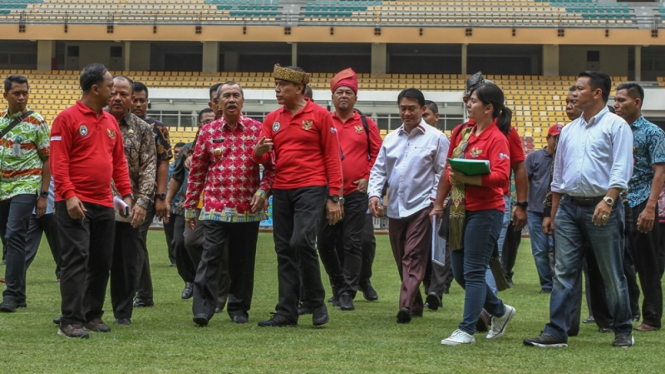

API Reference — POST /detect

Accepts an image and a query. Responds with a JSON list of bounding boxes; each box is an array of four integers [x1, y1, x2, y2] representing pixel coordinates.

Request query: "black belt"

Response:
[[566, 195, 604, 207]]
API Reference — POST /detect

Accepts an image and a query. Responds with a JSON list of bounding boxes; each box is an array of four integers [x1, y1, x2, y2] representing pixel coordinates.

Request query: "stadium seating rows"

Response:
[[0, 0, 652, 26], [2, 69, 641, 151]]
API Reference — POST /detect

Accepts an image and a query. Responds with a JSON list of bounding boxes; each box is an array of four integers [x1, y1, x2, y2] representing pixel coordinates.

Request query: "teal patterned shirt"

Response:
[[628, 116, 665, 208]]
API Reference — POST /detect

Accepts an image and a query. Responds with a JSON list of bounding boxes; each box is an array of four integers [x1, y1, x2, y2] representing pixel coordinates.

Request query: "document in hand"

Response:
[[113, 195, 130, 217], [431, 217, 446, 266], [447, 158, 490, 176]]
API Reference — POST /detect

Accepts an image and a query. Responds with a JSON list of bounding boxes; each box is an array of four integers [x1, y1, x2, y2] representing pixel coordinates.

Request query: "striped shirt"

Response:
[[0, 108, 50, 200]]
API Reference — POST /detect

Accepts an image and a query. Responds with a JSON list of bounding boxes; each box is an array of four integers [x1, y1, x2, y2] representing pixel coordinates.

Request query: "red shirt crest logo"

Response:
[[302, 120, 313, 131]]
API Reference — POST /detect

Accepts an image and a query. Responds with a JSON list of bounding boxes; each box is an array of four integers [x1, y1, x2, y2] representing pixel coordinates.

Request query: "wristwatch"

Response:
[[40, 190, 49, 198], [155, 193, 167, 201], [603, 196, 614, 207], [328, 195, 343, 205], [515, 201, 528, 209]]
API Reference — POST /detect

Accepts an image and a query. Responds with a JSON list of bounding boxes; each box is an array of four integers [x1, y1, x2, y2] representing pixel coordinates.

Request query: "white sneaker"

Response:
[[441, 329, 476, 346], [486, 304, 516, 339]]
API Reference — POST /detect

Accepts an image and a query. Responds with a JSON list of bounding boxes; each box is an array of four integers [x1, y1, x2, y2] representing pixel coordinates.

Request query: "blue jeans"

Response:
[[544, 197, 632, 342], [527, 211, 553, 290], [496, 194, 512, 256], [0, 194, 37, 303], [484, 194, 509, 296], [451, 209, 506, 335]]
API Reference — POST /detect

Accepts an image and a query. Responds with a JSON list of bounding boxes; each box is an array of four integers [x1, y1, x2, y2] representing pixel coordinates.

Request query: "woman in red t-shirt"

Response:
[[432, 83, 516, 345]]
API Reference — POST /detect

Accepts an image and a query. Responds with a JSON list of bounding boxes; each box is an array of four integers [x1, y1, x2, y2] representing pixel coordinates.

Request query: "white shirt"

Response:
[[551, 106, 633, 197], [368, 120, 449, 219]]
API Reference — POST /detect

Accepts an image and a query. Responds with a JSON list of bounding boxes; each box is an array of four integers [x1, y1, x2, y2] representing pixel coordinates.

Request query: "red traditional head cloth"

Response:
[[331, 68, 358, 95]]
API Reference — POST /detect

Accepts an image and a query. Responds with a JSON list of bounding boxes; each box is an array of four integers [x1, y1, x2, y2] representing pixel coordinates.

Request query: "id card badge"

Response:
[[12, 137, 21, 157]]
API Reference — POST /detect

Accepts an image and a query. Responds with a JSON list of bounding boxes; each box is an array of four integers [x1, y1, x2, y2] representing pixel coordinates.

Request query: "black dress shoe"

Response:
[[360, 283, 379, 301], [613, 333, 634, 347], [339, 293, 354, 311], [133, 297, 154, 308], [258, 314, 297, 327], [312, 305, 329, 326], [193, 314, 209, 327], [53, 315, 62, 325], [0, 298, 17, 313], [396, 308, 412, 324], [523, 332, 568, 347], [426, 293, 441, 311], [116, 318, 131, 325], [298, 303, 313, 315], [181, 282, 193, 299], [231, 314, 248, 324]]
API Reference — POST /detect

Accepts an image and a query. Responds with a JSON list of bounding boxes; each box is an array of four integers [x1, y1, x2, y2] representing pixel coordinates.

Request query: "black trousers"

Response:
[[423, 204, 453, 298], [163, 209, 177, 265], [25, 213, 61, 279], [501, 221, 522, 283], [192, 220, 260, 319], [185, 213, 229, 309], [56, 201, 115, 325], [659, 222, 665, 278], [173, 214, 195, 284], [359, 213, 376, 289], [626, 201, 662, 327], [136, 203, 155, 300], [272, 187, 326, 322], [317, 191, 366, 297], [110, 221, 142, 319]]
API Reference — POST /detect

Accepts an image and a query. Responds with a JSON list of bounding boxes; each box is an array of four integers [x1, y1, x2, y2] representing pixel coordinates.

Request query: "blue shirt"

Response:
[[627, 115, 665, 208], [32, 178, 55, 215], [552, 106, 633, 197], [525, 148, 553, 213]]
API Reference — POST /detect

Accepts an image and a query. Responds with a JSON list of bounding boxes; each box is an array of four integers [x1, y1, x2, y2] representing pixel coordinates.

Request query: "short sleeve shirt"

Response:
[[628, 116, 665, 208], [0, 108, 50, 200]]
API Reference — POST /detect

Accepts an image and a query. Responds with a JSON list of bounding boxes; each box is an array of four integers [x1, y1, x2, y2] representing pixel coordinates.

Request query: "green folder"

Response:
[[447, 158, 490, 176]]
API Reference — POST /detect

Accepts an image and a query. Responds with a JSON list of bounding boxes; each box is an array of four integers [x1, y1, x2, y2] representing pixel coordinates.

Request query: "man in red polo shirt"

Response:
[[316, 68, 382, 311], [254, 65, 343, 327], [50, 63, 133, 339]]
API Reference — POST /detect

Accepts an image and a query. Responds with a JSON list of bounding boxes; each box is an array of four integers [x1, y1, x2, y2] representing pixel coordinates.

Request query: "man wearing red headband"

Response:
[[316, 68, 382, 311]]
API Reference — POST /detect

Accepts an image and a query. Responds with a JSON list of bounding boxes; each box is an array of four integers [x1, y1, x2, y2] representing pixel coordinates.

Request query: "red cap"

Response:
[[548, 124, 563, 136], [331, 68, 358, 94]]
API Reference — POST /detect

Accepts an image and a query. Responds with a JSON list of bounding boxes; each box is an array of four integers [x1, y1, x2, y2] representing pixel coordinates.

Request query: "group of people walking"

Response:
[[0, 64, 662, 349]]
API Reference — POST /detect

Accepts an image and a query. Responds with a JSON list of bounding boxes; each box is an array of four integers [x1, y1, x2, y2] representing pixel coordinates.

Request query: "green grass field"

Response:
[[1, 231, 663, 373]]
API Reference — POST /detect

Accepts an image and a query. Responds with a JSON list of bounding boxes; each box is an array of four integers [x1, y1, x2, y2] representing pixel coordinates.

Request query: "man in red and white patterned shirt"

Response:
[[184, 82, 274, 326]]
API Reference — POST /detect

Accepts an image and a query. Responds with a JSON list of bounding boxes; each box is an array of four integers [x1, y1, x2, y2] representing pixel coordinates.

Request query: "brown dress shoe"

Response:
[[635, 324, 659, 332]]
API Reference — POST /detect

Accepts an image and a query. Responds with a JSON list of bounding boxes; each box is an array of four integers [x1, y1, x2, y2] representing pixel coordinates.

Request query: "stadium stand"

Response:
[[0, 0, 660, 27], [9, 69, 635, 151]]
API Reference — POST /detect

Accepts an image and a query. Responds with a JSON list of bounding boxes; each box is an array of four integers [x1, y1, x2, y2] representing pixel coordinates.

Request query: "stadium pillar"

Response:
[[37, 40, 55, 71], [371, 43, 387, 74], [202, 42, 219, 72], [634, 46, 641, 81], [124, 41, 131, 71], [542, 45, 559, 77], [461, 44, 467, 75], [291, 43, 298, 66]]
